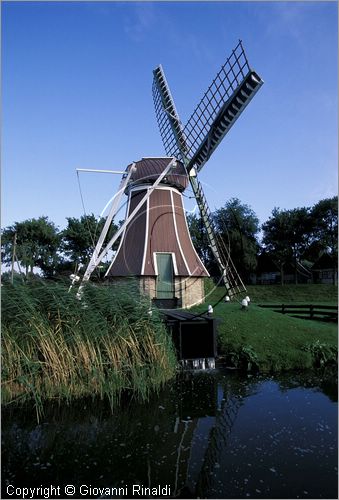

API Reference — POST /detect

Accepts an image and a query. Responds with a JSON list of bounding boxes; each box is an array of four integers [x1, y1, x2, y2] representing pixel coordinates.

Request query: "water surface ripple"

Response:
[[2, 369, 337, 499]]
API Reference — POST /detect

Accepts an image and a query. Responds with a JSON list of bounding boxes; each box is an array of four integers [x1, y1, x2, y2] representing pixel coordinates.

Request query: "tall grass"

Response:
[[2, 279, 177, 419]]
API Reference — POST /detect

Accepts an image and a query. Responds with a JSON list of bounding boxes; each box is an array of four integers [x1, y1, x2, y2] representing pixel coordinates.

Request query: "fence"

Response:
[[258, 304, 338, 322]]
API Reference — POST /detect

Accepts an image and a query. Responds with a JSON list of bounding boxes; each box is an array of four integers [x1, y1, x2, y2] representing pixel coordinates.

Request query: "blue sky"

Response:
[[2, 1, 338, 234]]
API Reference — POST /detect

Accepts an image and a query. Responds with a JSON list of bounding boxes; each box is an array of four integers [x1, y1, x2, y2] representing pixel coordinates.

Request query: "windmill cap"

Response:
[[126, 157, 188, 192]]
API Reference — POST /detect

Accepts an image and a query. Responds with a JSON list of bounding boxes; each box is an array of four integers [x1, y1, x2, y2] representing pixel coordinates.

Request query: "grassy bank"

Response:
[[204, 281, 338, 305], [195, 282, 338, 372], [246, 283, 338, 304], [2, 279, 337, 416], [2, 280, 177, 418]]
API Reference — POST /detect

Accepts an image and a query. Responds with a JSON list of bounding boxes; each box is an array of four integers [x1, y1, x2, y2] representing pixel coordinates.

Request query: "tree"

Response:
[[262, 208, 291, 285], [187, 199, 260, 282], [309, 196, 338, 284], [61, 214, 118, 274], [1, 217, 61, 278], [310, 196, 338, 257], [186, 213, 211, 265], [262, 207, 313, 284], [213, 198, 260, 282]]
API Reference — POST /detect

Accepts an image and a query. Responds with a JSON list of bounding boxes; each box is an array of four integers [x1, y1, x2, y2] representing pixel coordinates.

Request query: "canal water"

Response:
[[2, 368, 337, 499]]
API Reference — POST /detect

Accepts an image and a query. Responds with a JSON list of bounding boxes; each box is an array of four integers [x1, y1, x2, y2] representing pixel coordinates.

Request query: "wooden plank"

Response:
[[161, 310, 209, 322]]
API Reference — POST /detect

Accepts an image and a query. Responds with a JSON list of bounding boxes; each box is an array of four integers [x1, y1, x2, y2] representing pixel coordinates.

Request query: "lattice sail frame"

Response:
[[152, 66, 184, 160], [182, 40, 250, 163]]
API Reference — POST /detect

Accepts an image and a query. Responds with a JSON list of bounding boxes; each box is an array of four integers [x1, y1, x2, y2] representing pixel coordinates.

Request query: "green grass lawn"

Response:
[[192, 283, 338, 372]]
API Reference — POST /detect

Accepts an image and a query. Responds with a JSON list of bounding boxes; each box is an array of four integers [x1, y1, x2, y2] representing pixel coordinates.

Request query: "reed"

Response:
[[2, 279, 177, 418]]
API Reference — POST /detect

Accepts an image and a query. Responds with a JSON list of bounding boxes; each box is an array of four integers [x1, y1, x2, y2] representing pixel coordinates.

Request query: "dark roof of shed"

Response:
[[311, 252, 336, 270], [127, 157, 189, 192], [256, 252, 280, 273]]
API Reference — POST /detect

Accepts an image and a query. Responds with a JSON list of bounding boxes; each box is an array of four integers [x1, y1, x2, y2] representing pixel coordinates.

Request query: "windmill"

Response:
[[75, 40, 263, 308]]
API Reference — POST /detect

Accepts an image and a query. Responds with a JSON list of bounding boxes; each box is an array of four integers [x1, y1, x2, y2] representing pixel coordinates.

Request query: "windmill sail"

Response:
[[153, 40, 263, 171], [152, 65, 186, 160], [152, 40, 263, 297], [182, 40, 263, 172]]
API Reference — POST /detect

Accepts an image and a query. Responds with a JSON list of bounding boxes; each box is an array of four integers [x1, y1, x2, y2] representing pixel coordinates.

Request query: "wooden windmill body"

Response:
[[106, 157, 209, 308], [77, 40, 263, 308]]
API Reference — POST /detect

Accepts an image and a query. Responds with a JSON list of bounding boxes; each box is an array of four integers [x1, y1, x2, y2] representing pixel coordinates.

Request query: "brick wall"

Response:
[[178, 277, 205, 308], [110, 276, 206, 309]]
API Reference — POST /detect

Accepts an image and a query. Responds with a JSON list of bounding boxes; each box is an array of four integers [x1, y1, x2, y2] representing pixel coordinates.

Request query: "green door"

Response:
[[156, 253, 174, 298]]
